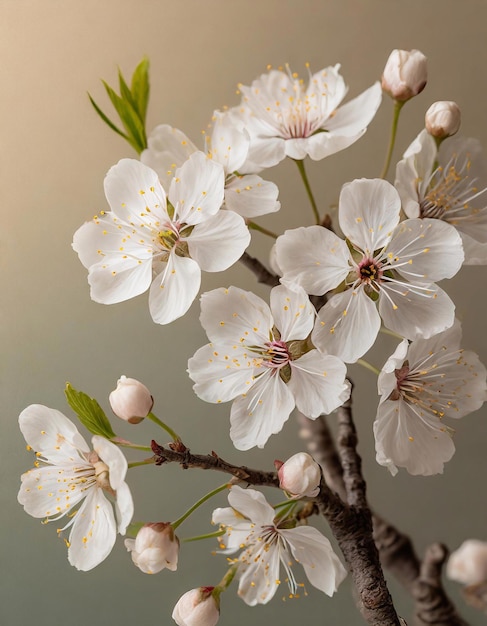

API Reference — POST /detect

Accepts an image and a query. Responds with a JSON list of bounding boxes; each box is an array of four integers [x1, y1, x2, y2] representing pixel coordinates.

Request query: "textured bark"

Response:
[[239, 251, 280, 287]]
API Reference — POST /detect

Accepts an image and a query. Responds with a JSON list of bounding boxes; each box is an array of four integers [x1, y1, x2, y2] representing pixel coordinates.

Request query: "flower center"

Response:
[[358, 258, 382, 284], [263, 340, 291, 369]]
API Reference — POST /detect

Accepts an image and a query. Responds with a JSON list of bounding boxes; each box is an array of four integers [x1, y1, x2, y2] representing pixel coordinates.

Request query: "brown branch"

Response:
[[413, 543, 469, 626], [239, 251, 280, 287]]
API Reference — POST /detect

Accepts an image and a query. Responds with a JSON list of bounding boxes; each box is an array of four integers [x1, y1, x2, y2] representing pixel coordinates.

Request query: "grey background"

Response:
[[2, 0, 487, 624]]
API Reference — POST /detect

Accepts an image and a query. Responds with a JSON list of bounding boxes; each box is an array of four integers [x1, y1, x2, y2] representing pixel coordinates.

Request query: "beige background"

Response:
[[2, 0, 487, 624]]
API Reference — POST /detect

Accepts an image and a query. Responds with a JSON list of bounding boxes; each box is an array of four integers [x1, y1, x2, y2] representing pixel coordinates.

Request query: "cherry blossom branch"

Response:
[[238, 252, 280, 287], [412, 543, 468, 626]]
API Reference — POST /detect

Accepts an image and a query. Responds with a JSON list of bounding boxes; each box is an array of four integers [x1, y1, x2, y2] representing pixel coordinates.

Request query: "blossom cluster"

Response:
[[17, 48, 487, 625]]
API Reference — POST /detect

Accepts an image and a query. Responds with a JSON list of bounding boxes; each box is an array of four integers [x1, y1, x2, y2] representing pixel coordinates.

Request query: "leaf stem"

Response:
[[247, 220, 278, 239], [294, 158, 320, 224], [147, 412, 182, 442], [128, 458, 155, 469], [380, 100, 404, 179], [171, 483, 230, 531], [182, 529, 226, 543], [356, 358, 380, 376]]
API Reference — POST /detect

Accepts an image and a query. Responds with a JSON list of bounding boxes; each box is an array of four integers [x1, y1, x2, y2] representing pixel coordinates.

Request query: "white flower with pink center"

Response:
[[73, 153, 250, 325], [212, 485, 347, 606], [18, 405, 133, 571], [231, 63, 381, 170], [187, 285, 350, 450], [374, 321, 487, 476], [276, 178, 464, 363], [396, 129, 487, 264]]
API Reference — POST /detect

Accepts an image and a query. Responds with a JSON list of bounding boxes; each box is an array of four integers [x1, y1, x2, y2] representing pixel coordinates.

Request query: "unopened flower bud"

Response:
[[276, 452, 321, 498], [382, 49, 427, 101], [125, 522, 179, 574], [447, 539, 487, 586], [109, 375, 153, 424], [172, 587, 220, 626], [425, 101, 461, 138]]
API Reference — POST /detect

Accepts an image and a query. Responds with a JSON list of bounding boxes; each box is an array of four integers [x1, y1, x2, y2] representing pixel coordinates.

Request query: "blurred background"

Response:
[[2, 0, 487, 624]]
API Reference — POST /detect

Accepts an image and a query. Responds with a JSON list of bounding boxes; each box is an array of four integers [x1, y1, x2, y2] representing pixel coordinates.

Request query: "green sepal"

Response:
[[65, 383, 117, 439], [125, 521, 145, 538]]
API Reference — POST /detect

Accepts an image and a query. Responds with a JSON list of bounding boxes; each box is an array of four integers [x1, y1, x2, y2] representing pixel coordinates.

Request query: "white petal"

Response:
[[387, 218, 464, 282], [379, 284, 455, 341], [199, 286, 272, 345], [104, 158, 167, 225], [230, 371, 295, 450], [114, 481, 134, 535], [289, 351, 350, 417], [149, 254, 201, 324], [280, 526, 347, 596], [237, 540, 281, 605], [325, 82, 382, 136], [209, 110, 250, 173], [228, 485, 275, 526], [377, 339, 409, 401], [92, 436, 128, 489], [339, 179, 401, 254], [459, 231, 487, 265], [224, 174, 280, 218], [244, 135, 286, 171], [19, 405, 90, 460], [68, 488, 117, 570], [270, 285, 314, 341], [277, 226, 350, 296], [373, 400, 455, 476], [313, 289, 381, 363], [169, 152, 225, 225], [187, 211, 250, 272], [141, 124, 197, 191], [188, 343, 257, 403]]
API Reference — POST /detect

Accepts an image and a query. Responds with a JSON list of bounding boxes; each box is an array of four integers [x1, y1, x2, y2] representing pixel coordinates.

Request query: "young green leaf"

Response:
[[130, 57, 150, 125], [65, 383, 117, 439]]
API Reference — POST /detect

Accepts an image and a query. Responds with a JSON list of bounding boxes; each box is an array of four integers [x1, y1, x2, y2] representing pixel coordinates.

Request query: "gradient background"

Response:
[[2, 1, 487, 624]]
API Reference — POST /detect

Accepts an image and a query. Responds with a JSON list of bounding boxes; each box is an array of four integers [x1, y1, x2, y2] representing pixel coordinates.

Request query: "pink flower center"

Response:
[[358, 258, 382, 284], [263, 340, 291, 369]]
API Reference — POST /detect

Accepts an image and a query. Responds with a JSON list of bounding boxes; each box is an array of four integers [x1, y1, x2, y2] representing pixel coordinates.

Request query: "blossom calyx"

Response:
[[109, 375, 153, 424], [172, 587, 220, 626], [382, 49, 427, 101], [125, 522, 179, 574], [276, 452, 321, 498], [447, 539, 487, 586], [425, 101, 461, 139]]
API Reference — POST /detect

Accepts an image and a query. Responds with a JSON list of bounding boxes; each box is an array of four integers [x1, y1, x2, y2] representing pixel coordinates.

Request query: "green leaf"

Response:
[[88, 93, 129, 140], [102, 80, 147, 153], [118, 68, 138, 114], [130, 57, 150, 125], [65, 383, 117, 439]]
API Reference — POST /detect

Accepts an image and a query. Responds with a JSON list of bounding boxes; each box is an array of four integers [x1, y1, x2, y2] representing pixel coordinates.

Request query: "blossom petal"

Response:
[[149, 254, 201, 324], [313, 289, 381, 363], [114, 481, 134, 535], [373, 399, 456, 476], [339, 178, 401, 254], [92, 436, 128, 490], [237, 537, 281, 605], [289, 351, 350, 417], [228, 485, 275, 526], [377, 339, 409, 401], [224, 174, 280, 218], [230, 371, 295, 449], [270, 285, 314, 342], [187, 211, 250, 272], [188, 343, 257, 404], [277, 226, 350, 296], [209, 110, 250, 173], [199, 286, 272, 345], [280, 526, 347, 596], [169, 152, 225, 225], [19, 405, 90, 461], [324, 81, 382, 136], [68, 488, 117, 571]]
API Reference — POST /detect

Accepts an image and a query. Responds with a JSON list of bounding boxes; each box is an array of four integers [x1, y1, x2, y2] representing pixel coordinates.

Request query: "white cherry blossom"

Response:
[[374, 321, 487, 476], [212, 485, 347, 605], [276, 178, 464, 363], [396, 129, 487, 264], [188, 285, 350, 450], [18, 405, 133, 571], [141, 114, 280, 218], [232, 64, 382, 170], [73, 153, 250, 325]]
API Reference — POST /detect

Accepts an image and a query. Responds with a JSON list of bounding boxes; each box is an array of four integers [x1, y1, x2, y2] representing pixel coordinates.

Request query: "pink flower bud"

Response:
[[425, 101, 461, 138], [172, 587, 220, 626], [447, 539, 487, 586], [277, 452, 321, 498], [124, 522, 179, 573], [381, 49, 427, 101], [109, 375, 153, 424]]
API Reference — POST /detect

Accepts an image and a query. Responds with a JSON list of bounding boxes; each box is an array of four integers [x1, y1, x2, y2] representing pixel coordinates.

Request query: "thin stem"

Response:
[[356, 358, 381, 376], [171, 483, 230, 531], [380, 100, 404, 179], [147, 411, 181, 442], [113, 440, 152, 452], [247, 220, 278, 239], [294, 158, 320, 224], [128, 458, 155, 469], [182, 529, 226, 543], [379, 326, 403, 340], [214, 564, 239, 597]]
